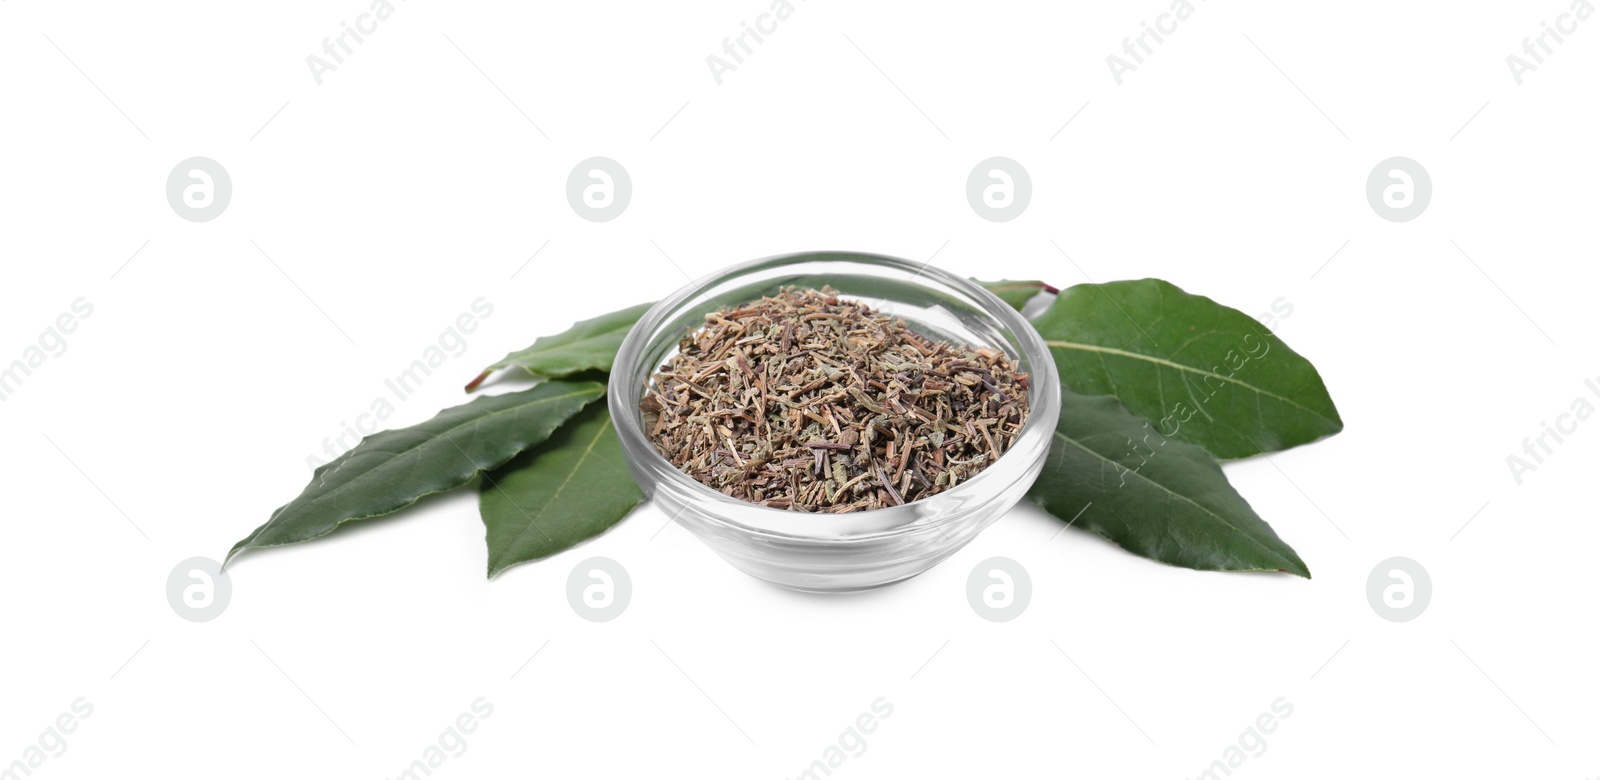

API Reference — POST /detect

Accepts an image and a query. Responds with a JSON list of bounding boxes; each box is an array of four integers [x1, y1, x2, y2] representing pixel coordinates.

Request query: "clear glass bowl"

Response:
[[608, 251, 1061, 592]]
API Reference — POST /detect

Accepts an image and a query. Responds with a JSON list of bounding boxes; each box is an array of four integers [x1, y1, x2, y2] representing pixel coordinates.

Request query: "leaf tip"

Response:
[[1280, 557, 1312, 579]]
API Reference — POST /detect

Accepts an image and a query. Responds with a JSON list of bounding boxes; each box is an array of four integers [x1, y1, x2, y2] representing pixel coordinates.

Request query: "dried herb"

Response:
[[640, 287, 1031, 512]]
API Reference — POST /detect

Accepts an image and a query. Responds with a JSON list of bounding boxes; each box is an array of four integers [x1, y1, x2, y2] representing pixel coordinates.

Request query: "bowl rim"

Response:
[[608, 249, 1061, 542]]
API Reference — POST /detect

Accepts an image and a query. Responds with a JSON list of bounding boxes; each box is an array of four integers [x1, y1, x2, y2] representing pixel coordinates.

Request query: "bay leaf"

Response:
[[466, 302, 653, 392], [1033, 279, 1342, 459], [480, 402, 644, 577], [976, 278, 1057, 311], [227, 380, 605, 564], [1028, 389, 1310, 577]]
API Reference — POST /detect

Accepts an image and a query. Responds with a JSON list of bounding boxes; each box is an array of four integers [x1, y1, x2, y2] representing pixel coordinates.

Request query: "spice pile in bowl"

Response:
[[641, 286, 1031, 512]]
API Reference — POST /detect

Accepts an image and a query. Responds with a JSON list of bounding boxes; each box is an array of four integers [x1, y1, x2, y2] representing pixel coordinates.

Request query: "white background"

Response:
[[3, 1, 1597, 777]]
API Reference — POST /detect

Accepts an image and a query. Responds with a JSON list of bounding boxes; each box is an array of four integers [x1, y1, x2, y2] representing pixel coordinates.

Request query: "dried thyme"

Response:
[[640, 286, 1031, 512]]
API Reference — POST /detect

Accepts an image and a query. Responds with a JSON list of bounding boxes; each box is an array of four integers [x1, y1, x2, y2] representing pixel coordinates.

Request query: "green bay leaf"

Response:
[[975, 278, 1057, 311], [1033, 279, 1342, 459], [227, 380, 605, 564], [466, 302, 653, 392], [480, 402, 644, 578], [1028, 389, 1310, 577]]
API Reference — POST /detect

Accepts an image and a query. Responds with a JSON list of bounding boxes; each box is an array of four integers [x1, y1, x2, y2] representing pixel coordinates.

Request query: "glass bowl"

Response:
[[608, 251, 1060, 592]]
